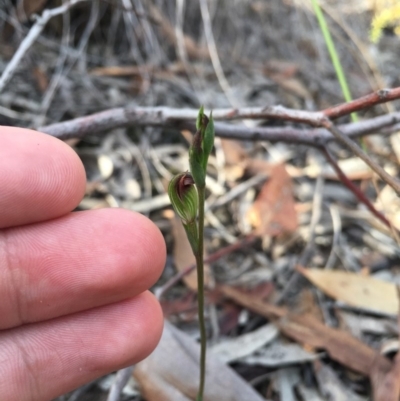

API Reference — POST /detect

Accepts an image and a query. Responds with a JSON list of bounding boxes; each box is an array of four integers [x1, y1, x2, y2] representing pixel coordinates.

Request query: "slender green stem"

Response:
[[311, 0, 358, 123], [195, 185, 206, 401], [169, 106, 212, 400], [183, 221, 199, 255]]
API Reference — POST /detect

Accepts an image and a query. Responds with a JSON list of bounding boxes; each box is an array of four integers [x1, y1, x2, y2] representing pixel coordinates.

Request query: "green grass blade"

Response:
[[311, 0, 358, 122]]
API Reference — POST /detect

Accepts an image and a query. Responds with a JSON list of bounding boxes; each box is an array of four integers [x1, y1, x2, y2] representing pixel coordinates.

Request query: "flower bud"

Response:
[[189, 107, 214, 186], [202, 111, 214, 167], [168, 172, 198, 224]]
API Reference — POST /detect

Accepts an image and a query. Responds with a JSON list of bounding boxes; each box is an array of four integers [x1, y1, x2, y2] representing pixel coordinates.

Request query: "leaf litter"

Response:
[[2, 1, 400, 400]]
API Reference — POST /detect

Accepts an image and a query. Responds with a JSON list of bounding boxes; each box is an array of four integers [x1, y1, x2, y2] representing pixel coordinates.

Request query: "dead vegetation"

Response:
[[2, 0, 400, 400]]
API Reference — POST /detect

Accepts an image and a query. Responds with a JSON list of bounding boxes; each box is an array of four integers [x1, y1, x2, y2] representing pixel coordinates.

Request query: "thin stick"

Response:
[[324, 87, 400, 120], [106, 366, 135, 401], [199, 0, 239, 108], [321, 120, 400, 195], [321, 146, 393, 229], [0, 0, 89, 93], [155, 234, 256, 300]]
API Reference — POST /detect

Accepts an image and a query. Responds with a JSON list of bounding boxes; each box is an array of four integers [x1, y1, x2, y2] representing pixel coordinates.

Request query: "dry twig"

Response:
[[37, 87, 400, 220], [38, 85, 400, 136], [323, 87, 400, 119], [0, 0, 89, 93], [155, 234, 256, 300], [38, 106, 400, 143], [199, 0, 238, 107], [322, 120, 400, 195], [321, 146, 392, 228]]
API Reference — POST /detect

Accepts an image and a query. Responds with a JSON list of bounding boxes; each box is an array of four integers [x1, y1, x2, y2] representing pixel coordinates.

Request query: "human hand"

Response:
[[0, 128, 165, 401]]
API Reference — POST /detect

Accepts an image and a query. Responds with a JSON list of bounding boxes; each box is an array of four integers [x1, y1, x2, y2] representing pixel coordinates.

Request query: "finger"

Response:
[[0, 292, 163, 401], [0, 208, 166, 329], [0, 127, 86, 228]]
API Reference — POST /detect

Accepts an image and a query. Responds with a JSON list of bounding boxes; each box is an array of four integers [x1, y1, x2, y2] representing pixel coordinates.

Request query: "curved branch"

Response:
[[38, 105, 400, 145]]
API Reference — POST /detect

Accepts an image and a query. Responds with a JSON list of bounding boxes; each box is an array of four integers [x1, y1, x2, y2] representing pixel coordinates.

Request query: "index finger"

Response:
[[0, 127, 86, 228]]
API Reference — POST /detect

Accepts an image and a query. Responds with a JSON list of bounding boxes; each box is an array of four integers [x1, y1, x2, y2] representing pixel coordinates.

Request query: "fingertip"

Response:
[[0, 127, 86, 228], [82, 291, 164, 367], [122, 291, 164, 362], [101, 208, 166, 290], [128, 210, 167, 287]]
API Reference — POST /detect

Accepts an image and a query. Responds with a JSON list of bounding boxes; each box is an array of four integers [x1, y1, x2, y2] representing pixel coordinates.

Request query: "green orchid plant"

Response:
[[168, 106, 214, 401]]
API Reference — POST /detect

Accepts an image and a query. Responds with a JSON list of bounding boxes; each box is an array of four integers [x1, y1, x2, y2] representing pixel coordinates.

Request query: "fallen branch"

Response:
[[38, 105, 400, 144], [37, 89, 400, 206], [323, 87, 400, 119], [37, 85, 400, 136]]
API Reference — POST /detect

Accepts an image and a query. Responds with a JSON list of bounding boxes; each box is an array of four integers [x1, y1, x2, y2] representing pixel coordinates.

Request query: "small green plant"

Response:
[[311, 0, 358, 123], [168, 106, 214, 401]]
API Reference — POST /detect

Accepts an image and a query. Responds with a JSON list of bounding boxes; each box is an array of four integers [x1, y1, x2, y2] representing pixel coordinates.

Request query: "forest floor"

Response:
[[1, 0, 400, 400]]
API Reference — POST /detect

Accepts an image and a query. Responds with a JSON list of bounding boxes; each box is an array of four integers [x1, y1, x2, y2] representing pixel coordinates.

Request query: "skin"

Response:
[[0, 127, 166, 401]]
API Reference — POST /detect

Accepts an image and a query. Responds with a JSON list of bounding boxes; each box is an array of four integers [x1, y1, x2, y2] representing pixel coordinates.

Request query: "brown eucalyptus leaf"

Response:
[[247, 163, 298, 237]]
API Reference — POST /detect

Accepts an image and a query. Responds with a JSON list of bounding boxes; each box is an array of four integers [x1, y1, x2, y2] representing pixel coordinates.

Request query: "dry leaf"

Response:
[[17, 0, 47, 21], [271, 75, 312, 100], [263, 59, 298, 77], [390, 131, 400, 163], [219, 284, 287, 319], [245, 159, 273, 176], [220, 140, 272, 181], [295, 288, 324, 321], [314, 361, 365, 401], [90, 65, 152, 77], [134, 321, 265, 401], [220, 285, 391, 377], [33, 66, 48, 93], [220, 139, 248, 181], [371, 342, 400, 401], [148, 4, 209, 60], [243, 342, 319, 367], [220, 139, 247, 165], [278, 313, 391, 376], [160, 292, 197, 318], [98, 154, 114, 179], [338, 311, 396, 338], [210, 323, 278, 363], [302, 157, 374, 180], [170, 216, 210, 291], [247, 163, 298, 237], [376, 184, 400, 230], [298, 267, 399, 315]]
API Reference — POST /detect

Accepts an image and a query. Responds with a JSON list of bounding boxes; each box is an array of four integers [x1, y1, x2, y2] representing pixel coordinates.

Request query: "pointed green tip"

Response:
[[196, 105, 205, 130]]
